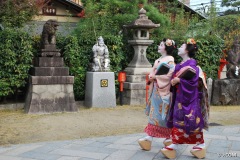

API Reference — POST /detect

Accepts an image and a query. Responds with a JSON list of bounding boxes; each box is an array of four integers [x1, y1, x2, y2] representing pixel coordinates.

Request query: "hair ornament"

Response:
[[165, 39, 175, 46], [187, 38, 196, 45]]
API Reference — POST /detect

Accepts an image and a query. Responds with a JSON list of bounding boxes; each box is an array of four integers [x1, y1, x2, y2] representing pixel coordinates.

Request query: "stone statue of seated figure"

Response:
[[226, 36, 240, 79], [92, 36, 110, 72]]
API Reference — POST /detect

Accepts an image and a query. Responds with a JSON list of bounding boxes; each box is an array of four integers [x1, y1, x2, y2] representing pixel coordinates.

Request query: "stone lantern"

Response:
[[123, 8, 160, 105]]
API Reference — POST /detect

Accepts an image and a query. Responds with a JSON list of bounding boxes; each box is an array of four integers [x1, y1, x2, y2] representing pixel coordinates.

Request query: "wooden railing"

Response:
[[36, 0, 82, 6], [69, 0, 82, 5]]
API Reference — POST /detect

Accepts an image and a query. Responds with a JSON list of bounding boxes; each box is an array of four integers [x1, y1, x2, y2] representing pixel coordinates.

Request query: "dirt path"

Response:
[[0, 105, 239, 146]]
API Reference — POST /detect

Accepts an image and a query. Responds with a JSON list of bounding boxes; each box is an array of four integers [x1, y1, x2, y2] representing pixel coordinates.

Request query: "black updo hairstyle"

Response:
[[162, 38, 177, 55], [186, 38, 198, 58]]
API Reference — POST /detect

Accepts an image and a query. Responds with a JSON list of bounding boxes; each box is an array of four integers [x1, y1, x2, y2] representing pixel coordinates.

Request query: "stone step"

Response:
[[40, 51, 61, 57], [29, 76, 74, 85], [126, 75, 146, 83], [34, 57, 65, 67], [30, 67, 69, 76], [124, 67, 151, 75]]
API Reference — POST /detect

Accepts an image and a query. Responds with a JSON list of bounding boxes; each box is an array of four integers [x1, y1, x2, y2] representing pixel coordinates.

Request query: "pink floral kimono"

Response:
[[144, 56, 175, 138]]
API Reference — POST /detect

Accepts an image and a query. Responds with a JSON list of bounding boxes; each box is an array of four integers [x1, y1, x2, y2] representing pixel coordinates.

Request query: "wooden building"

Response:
[[29, 0, 84, 35]]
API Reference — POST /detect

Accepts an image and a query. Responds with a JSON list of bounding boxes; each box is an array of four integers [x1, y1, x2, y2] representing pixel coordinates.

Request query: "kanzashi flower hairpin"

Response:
[[187, 38, 196, 45], [165, 39, 175, 46]]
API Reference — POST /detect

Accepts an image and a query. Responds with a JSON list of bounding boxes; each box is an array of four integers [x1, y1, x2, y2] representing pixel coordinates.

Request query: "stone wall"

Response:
[[211, 79, 240, 105]]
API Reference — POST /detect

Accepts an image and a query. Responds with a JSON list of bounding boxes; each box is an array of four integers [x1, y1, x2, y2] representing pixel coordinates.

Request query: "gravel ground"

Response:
[[0, 105, 239, 146]]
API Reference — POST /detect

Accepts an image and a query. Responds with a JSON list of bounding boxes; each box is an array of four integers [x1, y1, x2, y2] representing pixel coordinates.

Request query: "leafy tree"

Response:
[[0, 0, 226, 101], [67, 0, 224, 100], [0, 28, 34, 98], [222, 0, 240, 14], [0, 0, 49, 27], [222, 0, 240, 8]]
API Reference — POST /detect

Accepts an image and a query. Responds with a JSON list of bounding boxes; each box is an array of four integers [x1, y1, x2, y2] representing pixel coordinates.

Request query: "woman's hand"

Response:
[[171, 77, 180, 86], [147, 75, 156, 85], [149, 75, 156, 80]]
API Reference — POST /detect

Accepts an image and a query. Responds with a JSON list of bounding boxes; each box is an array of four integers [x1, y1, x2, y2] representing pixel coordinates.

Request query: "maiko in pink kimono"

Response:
[[138, 38, 176, 151]]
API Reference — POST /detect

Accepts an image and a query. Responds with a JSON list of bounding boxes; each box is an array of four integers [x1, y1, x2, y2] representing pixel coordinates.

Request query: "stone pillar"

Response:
[[122, 8, 159, 105], [207, 78, 213, 105], [123, 40, 153, 105], [25, 57, 77, 113]]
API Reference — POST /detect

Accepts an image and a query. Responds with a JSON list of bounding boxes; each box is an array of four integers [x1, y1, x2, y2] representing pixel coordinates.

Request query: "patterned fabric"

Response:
[[148, 56, 175, 97], [167, 59, 205, 135], [147, 84, 171, 123], [145, 84, 171, 138], [145, 123, 171, 138], [171, 127, 204, 144], [144, 56, 175, 138], [198, 66, 210, 131]]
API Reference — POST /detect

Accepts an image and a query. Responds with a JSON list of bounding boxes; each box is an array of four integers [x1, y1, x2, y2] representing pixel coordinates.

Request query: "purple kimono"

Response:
[[167, 59, 205, 135]]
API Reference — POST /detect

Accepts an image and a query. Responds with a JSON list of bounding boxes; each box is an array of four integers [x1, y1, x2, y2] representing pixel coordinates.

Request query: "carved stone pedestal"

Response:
[[84, 72, 116, 108], [40, 45, 61, 57], [25, 57, 77, 114]]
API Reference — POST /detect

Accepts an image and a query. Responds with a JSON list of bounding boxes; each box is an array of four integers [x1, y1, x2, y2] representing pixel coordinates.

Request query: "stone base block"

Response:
[[42, 44, 58, 51], [124, 89, 146, 99], [29, 76, 74, 85], [25, 84, 77, 114], [123, 82, 146, 90], [84, 72, 116, 108], [211, 79, 240, 105], [123, 88, 146, 105], [41, 51, 61, 57], [126, 75, 146, 83], [30, 67, 69, 76], [34, 57, 64, 67], [124, 67, 151, 75], [123, 96, 146, 105]]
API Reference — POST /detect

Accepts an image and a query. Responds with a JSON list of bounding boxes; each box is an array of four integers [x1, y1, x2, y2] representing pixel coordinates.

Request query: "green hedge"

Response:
[[0, 28, 34, 97], [57, 35, 223, 101], [195, 36, 224, 79], [0, 30, 223, 100], [0, 0, 225, 100]]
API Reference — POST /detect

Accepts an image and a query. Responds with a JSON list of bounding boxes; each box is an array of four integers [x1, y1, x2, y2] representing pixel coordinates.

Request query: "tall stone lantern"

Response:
[[123, 8, 160, 105]]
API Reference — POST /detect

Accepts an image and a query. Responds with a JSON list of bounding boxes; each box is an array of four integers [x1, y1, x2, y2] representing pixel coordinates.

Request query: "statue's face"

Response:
[[158, 41, 166, 55], [178, 43, 187, 56], [98, 40, 104, 46], [50, 20, 59, 30]]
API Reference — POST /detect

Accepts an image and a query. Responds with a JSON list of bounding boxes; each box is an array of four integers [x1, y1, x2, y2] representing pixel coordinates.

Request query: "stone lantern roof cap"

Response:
[[123, 8, 160, 29]]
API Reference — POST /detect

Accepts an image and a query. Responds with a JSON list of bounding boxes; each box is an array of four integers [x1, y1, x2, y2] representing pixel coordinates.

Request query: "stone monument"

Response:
[[122, 8, 160, 105], [84, 36, 116, 108], [25, 19, 77, 113], [91, 36, 110, 72], [212, 36, 240, 105]]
